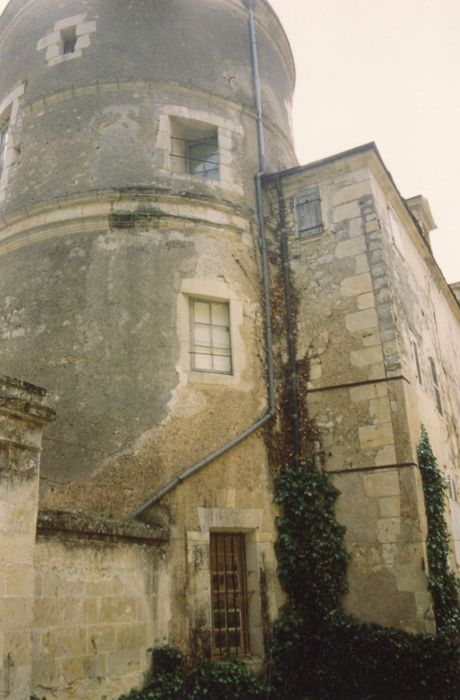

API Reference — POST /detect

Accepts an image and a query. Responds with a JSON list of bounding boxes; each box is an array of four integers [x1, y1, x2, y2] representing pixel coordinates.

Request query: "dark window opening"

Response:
[[0, 119, 9, 178], [210, 533, 249, 657], [62, 26, 77, 55], [429, 357, 443, 415], [413, 340, 422, 384]]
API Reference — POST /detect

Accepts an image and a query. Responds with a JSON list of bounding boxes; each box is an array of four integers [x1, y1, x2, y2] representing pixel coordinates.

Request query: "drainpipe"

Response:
[[130, 0, 274, 519]]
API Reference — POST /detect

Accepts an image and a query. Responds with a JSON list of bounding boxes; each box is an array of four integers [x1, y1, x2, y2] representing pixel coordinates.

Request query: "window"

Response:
[[190, 299, 232, 373], [170, 118, 219, 180], [294, 187, 323, 237], [412, 340, 422, 385], [61, 26, 77, 55], [429, 357, 443, 415], [0, 119, 9, 180], [210, 533, 250, 657], [447, 472, 458, 502], [388, 207, 405, 256]]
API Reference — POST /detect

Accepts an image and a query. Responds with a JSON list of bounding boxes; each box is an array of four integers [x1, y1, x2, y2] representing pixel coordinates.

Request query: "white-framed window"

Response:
[[429, 356, 443, 415], [0, 118, 9, 180], [170, 118, 219, 181], [294, 187, 323, 237], [190, 298, 232, 374]]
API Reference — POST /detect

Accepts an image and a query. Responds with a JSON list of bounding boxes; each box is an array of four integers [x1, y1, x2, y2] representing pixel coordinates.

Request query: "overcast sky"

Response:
[[269, 0, 460, 283], [1, 0, 459, 283]]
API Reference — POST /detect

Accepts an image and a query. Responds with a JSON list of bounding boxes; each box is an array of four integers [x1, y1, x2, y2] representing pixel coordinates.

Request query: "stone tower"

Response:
[[0, 0, 296, 506]]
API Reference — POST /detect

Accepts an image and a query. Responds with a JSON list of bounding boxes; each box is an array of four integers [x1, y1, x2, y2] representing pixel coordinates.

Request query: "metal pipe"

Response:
[[274, 174, 300, 466], [129, 0, 274, 520]]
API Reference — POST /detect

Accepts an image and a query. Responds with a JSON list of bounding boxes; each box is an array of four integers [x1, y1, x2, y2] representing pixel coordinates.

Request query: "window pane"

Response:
[[194, 353, 213, 371], [193, 301, 211, 324], [212, 326, 230, 350], [211, 302, 229, 325]]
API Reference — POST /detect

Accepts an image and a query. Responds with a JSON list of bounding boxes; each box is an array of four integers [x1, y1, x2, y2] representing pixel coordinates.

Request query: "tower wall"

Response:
[[0, 0, 297, 494]]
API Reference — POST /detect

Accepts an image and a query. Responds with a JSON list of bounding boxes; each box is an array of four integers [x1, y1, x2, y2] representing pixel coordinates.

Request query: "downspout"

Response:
[[274, 174, 300, 466], [130, 0, 273, 520]]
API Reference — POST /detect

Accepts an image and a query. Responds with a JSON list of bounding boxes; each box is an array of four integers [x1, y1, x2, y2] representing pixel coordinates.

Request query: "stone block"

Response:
[[350, 346, 384, 368], [379, 497, 401, 518], [332, 201, 361, 223], [375, 444, 397, 466], [88, 625, 116, 654], [363, 470, 400, 498], [376, 517, 401, 543], [359, 422, 394, 449], [350, 384, 377, 401], [98, 596, 137, 624], [335, 236, 366, 259], [345, 308, 378, 333], [357, 292, 375, 310], [107, 648, 142, 676], [340, 273, 373, 298], [369, 397, 392, 423]]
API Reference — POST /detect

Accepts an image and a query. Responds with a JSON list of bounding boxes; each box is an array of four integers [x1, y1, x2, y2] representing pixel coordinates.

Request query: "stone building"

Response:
[[0, 0, 459, 698]]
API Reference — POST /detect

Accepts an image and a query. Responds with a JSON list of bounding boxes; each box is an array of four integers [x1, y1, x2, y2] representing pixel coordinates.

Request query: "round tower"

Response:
[[0, 0, 296, 511]]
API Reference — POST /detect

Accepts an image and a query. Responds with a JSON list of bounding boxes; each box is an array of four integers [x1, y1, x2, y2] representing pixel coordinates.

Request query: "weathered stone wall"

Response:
[[0, 376, 54, 700], [264, 147, 441, 632], [0, 0, 296, 497], [370, 169, 460, 569], [31, 518, 169, 700]]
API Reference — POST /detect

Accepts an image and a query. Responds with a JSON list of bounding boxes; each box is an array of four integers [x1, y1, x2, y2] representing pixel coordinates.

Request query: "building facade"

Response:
[[0, 1, 459, 699]]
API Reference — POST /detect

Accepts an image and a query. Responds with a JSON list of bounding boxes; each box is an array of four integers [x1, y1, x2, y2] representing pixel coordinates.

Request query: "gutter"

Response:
[[130, 0, 274, 519]]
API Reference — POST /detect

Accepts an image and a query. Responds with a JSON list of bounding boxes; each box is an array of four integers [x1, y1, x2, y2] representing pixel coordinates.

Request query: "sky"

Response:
[[269, 0, 460, 283], [0, 0, 458, 283]]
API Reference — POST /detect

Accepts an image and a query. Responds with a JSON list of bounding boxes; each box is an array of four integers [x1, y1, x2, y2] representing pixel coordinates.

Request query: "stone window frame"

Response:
[[388, 206, 405, 258], [36, 14, 97, 67], [0, 83, 25, 203], [157, 106, 243, 195], [210, 532, 250, 657], [178, 278, 244, 387], [428, 356, 443, 415], [293, 186, 324, 238], [411, 337, 423, 385], [186, 507, 265, 660]]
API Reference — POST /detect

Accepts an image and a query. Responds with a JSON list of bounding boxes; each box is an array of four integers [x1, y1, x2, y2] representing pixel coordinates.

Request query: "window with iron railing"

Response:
[[210, 533, 250, 657], [170, 117, 219, 181]]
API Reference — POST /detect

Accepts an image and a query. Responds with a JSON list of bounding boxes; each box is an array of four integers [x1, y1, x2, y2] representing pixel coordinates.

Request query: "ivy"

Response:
[[418, 426, 460, 633], [118, 428, 460, 700], [268, 427, 460, 699]]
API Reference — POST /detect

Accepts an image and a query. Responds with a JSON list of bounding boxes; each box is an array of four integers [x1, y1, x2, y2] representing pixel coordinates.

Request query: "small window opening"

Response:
[[170, 118, 219, 181], [412, 340, 422, 385], [429, 356, 443, 415], [190, 298, 232, 374], [61, 26, 77, 55], [0, 119, 9, 179], [294, 187, 323, 237], [210, 533, 250, 657], [447, 472, 458, 502]]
